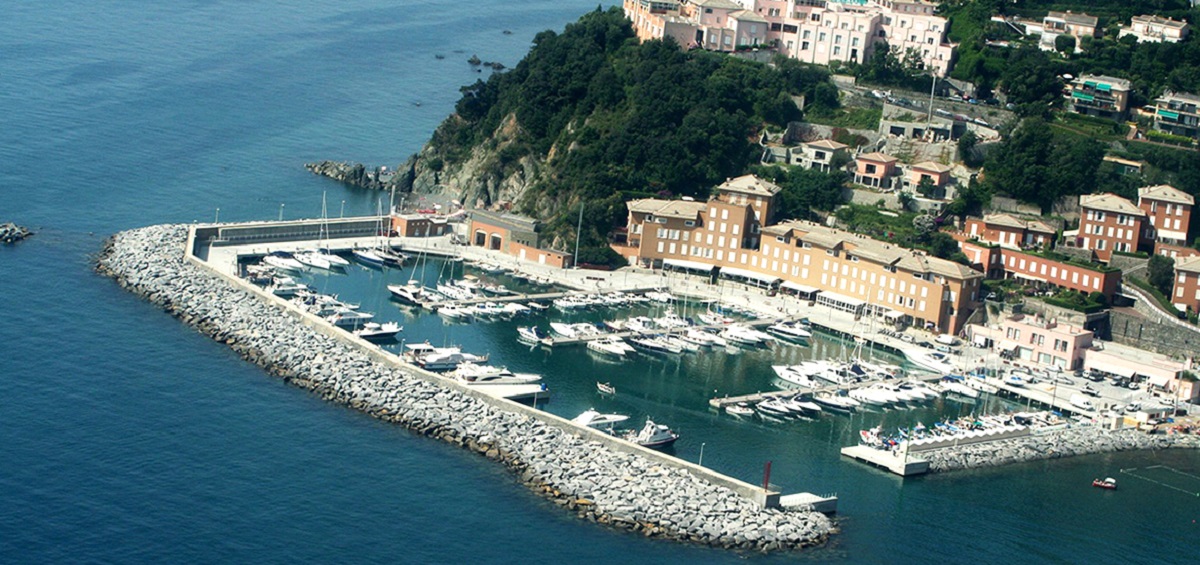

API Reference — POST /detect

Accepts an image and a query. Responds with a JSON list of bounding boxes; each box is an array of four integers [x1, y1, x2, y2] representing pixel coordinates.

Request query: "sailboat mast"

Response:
[[573, 202, 583, 268]]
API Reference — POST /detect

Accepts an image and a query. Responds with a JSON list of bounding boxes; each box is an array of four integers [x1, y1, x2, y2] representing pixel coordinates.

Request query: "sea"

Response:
[[1, 1, 1197, 563]]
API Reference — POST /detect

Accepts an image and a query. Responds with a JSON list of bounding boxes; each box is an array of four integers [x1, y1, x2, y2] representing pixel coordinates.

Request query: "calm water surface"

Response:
[[1, 2, 1197, 563]]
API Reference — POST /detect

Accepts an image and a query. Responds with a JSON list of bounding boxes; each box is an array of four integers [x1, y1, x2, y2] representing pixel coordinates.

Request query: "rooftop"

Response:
[[912, 161, 952, 174], [1074, 75, 1133, 91], [1046, 11, 1098, 27], [1080, 193, 1144, 216], [729, 9, 768, 23], [983, 213, 1056, 234], [805, 139, 849, 151], [1156, 90, 1200, 105], [773, 220, 982, 280], [1177, 256, 1200, 274], [627, 198, 707, 220], [1139, 184, 1195, 206], [1130, 15, 1189, 30], [715, 174, 782, 197], [471, 209, 540, 231], [858, 152, 898, 163], [692, 0, 742, 10]]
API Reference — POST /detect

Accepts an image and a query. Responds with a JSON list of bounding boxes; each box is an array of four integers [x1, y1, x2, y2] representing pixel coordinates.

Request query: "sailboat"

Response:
[[311, 192, 350, 268]]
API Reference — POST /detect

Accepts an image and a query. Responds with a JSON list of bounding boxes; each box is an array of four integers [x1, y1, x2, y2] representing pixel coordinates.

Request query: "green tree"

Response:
[[1148, 254, 1176, 296], [915, 176, 937, 198], [1055, 34, 1076, 55], [928, 232, 960, 259], [957, 130, 981, 168]]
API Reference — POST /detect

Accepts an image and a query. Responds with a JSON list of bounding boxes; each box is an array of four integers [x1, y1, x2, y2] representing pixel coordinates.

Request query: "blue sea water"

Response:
[[1, 1, 1198, 563]]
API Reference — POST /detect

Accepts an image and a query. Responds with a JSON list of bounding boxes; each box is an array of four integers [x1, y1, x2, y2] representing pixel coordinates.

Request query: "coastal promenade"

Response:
[[99, 222, 835, 552]]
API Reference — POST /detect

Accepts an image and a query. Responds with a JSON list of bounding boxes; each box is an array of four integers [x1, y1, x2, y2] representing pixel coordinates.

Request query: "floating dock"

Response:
[[840, 445, 929, 476]]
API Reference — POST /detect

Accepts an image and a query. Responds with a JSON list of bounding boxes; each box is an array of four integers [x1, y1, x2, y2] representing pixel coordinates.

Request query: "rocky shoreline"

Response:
[[95, 224, 834, 553], [304, 160, 408, 192], [923, 426, 1200, 473]]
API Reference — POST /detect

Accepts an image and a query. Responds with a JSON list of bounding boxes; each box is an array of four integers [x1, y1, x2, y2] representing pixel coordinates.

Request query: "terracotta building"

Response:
[[964, 213, 1055, 250], [1172, 256, 1200, 313], [468, 210, 573, 268], [619, 174, 983, 334], [1075, 193, 1145, 262], [1138, 184, 1193, 250]]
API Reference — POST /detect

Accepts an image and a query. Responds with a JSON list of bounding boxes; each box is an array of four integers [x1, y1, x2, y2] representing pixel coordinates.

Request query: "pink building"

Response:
[[854, 152, 899, 190], [969, 313, 1093, 370]]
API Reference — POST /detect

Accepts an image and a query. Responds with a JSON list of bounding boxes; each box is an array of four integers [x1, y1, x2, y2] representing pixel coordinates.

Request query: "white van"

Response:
[[1070, 394, 1095, 411]]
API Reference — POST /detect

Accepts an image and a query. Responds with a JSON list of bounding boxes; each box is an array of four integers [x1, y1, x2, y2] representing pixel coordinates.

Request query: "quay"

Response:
[[839, 445, 930, 477]]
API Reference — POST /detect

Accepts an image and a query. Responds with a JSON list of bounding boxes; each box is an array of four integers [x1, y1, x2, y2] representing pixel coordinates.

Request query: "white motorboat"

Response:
[[720, 326, 763, 346], [452, 362, 541, 385], [849, 387, 894, 407], [813, 390, 860, 413], [908, 350, 957, 374], [294, 251, 333, 270], [403, 343, 488, 371], [756, 398, 794, 418], [351, 247, 386, 266], [437, 305, 475, 322], [387, 281, 426, 305], [499, 303, 530, 317], [325, 308, 374, 328], [623, 419, 679, 448], [941, 377, 980, 399], [725, 403, 754, 417], [436, 282, 475, 301], [628, 336, 682, 355], [266, 276, 309, 297], [587, 337, 630, 357], [352, 321, 402, 341], [660, 335, 700, 353], [262, 251, 305, 272], [596, 382, 616, 395], [766, 322, 812, 343], [517, 325, 550, 344], [1004, 373, 1028, 387], [549, 322, 580, 338], [571, 409, 630, 429], [771, 364, 822, 389], [699, 309, 732, 325], [471, 382, 550, 401]]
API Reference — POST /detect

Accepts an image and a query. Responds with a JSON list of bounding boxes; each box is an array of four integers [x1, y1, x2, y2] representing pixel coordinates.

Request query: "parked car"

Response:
[[1082, 385, 1101, 397]]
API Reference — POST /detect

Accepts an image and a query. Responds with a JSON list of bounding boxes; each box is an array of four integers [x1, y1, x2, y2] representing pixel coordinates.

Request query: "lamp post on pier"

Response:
[[278, 203, 285, 221], [215, 207, 220, 224], [698, 442, 706, 467]]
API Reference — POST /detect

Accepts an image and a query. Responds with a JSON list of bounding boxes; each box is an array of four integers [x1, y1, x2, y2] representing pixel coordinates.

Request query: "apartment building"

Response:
[[1118, 15, 1190, 43], [1037, 11, 1098, 52], [624, 0, 956, 75], [1172, 256, 1200, 313], [1151, 91, 1200, 140], [619, 174, 983, 333], [1065, 75, 1132, 120], [1138, 184, 1193, 249], [1075, 193, 1145, 262], [969, 313, 1093, 370], [964, 213, 1055, 250]]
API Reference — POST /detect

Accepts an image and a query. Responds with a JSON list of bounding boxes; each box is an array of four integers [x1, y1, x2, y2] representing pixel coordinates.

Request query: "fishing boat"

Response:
[[352, 321, 402, 341], [623, 419, 679, 448], [596, 382, 616, 395], [1092, 477, 1117, 490], [571, 409, 630, 429]]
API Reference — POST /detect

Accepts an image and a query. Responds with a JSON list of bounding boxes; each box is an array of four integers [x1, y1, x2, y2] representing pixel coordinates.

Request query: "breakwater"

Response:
[[922, 426, 1200, 473], [96, 224, 833, 552]]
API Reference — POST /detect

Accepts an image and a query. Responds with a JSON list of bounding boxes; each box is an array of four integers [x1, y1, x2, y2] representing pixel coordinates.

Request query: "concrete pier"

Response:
[[840, 445, 930, 476]]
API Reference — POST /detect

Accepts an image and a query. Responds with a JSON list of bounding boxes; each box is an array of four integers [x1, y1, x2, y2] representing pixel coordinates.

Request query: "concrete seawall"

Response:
[[922, 426, 1199, 473], [97, 224, 834, 552]]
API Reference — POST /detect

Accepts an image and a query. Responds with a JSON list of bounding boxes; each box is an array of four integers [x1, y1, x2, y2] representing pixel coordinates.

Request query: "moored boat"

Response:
[[623, 419, 679, 448], [352, 321, 401, 341], [1092, 477, 1117, 490]]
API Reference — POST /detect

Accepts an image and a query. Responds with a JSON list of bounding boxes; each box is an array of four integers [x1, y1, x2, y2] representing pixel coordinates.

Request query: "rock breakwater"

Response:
[[96, 224, 833, 552], [1, 222, 32, 243], [923, 426, 1199, 473]]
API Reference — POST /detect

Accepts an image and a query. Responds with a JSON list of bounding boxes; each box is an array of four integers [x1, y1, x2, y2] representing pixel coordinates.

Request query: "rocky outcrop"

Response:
[[1, 222, 32, 243], [923, 426, 1199, 473], [96, 224, 834, 552]]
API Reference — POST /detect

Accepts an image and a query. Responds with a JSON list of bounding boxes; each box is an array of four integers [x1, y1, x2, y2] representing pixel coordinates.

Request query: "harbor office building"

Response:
[[468, 210, 573, 268], [615, 174, 984, 334]]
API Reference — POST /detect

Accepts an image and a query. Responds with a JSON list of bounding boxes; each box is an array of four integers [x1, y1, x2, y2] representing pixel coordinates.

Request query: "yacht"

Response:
[[848, 386, 895, 408], [755, 398, 794, 418], [437, 305, 475, 322], [262, 251, 304, 272], [571, 409, 630, 429], [325, 308, 374, 328], [908, 350, 957, 374], [628, 336, 682, 355], [587, 336, 632, 357], [813, 390, 860, 413], [517, 325, 550, 344], [387, 281, 426, 305], [623, 419, 679, 448], [316, 248, 351, 268], [549, 322, 580, 338], [941, 376, 981, 399], [294, 251, 333, 270], [766, 321, 812, 343], [720, 326, 763, 346], [660, 335, 699, 353], [352, 321, 401, 341], [351, 247, 386, 266], [771, 364, 823, 389], [402, 343, 488, 371], [451, 363, 541, 385], [725, 403, 754, 417], [266, 277, 310, 298]]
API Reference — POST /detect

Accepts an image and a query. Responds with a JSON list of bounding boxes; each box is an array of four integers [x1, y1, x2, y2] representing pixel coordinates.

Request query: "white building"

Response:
[[1118, 15, 1190, 43]]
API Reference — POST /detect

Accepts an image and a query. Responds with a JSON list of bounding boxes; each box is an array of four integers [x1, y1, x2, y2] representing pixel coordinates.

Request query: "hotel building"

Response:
[[618, 174, 983, 333]]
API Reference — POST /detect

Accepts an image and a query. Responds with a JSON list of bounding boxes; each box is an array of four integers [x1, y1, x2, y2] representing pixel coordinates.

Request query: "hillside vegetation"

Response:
[[420, 7, 836, 263]]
